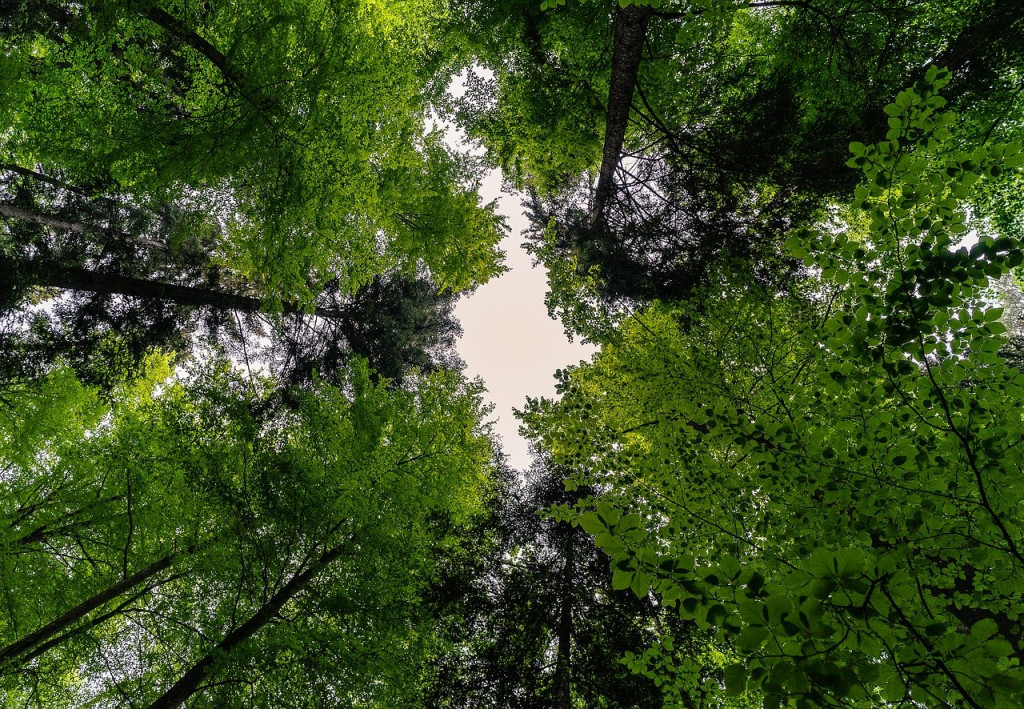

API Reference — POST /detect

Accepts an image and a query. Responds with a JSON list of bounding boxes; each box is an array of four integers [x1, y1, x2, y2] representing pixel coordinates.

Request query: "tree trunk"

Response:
[[552, 530, 575, 708], [590, 5, 652, 230], [148, 543, 348, 709], [0, 164, 102, 198], [29, 262, 344, 319], [1, 203, 89, 235], [0, 202, 167, 251], [140, 7, 243, 91], [0, 550, 181, 668], [933, 1, 1024, 77], [18, 572, 187, 667]]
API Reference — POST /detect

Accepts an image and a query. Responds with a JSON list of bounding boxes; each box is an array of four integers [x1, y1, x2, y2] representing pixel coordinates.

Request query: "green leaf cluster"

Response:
[[524, 73, 1024, 707], [0, 358, 496, 705], [2, 0, 506, 302]]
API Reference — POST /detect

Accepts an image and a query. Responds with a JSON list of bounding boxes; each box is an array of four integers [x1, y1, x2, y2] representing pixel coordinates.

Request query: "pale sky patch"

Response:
[[456, 170, 596, 470], [439, 69, 596, 470]]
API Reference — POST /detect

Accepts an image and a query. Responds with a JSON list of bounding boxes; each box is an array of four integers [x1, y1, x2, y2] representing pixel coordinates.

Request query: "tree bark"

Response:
[[1, 203, 89, 235], [0, 164, 103, 199], [140, 7, 243, 90], [18, 573, 186, 667], [0, 549, 181, 668], [148, 543, 348, 709], [0, 202, 167, 251], [29, 262, 344, 319], [933, 0, 1024, 77], [552, 530, 575, 708], [590, 5, 652, 230]]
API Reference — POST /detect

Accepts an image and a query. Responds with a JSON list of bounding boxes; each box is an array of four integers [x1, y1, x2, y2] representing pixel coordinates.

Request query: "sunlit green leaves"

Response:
[[3, 0, 505, 305], [0, 359, 497, 705]]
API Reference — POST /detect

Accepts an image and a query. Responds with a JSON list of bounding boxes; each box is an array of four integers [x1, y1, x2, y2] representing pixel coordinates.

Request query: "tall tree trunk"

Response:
[[148, 543, 348, 709], [933, 0, 1024, 77], [0, 202, 167, 251], [7, 495, 123, 547], [0, 164, 103, 199], [140, 7, 243, 90], [18, 572, 186, 667], [29, 262, 344, 319], [590, 5, 652, 230], [0, 549, 182, 668], [552, 530, 575, 708]]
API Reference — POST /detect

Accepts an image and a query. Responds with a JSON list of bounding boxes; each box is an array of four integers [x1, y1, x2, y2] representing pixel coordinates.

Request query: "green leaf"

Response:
[[612, 570, 633, 591], [578, 511, 607, 535], [596, 501, 621, 526], [736, 625, 771, 651], [723, 663, 747, 696], [631, 571, 652, 598], [706, 603, 728, 627], [719, 554, 742, 580], [616, 513, 643, 531]]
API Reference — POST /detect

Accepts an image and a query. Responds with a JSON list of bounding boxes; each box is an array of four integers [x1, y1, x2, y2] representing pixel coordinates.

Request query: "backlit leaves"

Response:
[[524, 74, 1024, 706]]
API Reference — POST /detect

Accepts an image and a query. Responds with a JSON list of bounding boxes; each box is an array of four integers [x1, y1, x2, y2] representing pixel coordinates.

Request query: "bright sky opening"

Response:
[[455, 169, 596, 471]]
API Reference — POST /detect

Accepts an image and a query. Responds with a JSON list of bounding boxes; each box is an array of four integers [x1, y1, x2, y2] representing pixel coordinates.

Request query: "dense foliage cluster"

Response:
[[3, 0, 1023, 706]]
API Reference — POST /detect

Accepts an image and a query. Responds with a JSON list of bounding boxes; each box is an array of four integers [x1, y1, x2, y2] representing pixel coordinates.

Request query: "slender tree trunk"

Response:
[[590, 5, 652, 230], [148, 543, 348, 709], [29, 262, 344, 319], [0, 550, 181, 667], [552, 530, 575, 708], [15, 517, 86, 547], [0, 202, 167, 251], [18, 572, 187, 667], [1, 203, 89, 235], [140, 7, 243, 90], [933, 1, 1024, 77], [0, 164, 102, 199]]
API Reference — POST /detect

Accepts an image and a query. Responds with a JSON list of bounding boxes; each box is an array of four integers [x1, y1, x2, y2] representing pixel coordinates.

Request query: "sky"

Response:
[[441, 68, 596, 471], [455, 169, 596, 471]]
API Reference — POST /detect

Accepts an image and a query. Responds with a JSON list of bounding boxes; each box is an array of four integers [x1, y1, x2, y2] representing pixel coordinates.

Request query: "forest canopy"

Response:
[[2, 0, 1024, 707]]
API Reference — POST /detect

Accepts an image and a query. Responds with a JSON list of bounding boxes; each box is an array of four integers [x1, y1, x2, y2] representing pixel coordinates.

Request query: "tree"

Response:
[[2, 0, 506, 302], [522, 73, 1024, 706], [2, 6, 508, 703], [448, 0, 1024, 329], [426, 451, 671, 707], [271, 274, 464, 386], [0, 357, 497, 706], [0, 164, 465, 388]]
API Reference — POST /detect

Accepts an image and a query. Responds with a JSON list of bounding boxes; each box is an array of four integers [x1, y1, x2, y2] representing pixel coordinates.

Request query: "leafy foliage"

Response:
[[0, 358, 496, 706], [453, 0, 1024, 333], [1, 0, 506, 301], [5, 1, 1024, 705], [426, 452, 669, 707], [523, 71, 1024, 706], [0, 166, 467, 390]]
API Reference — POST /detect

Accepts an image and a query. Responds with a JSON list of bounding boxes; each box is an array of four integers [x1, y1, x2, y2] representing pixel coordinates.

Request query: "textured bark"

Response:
[[0, 202, 167, 251], [0, 163, 100, 198], [590, 5, 652, 230], [141, 7, 243, 90], [18, 573, 186, 668], [148, 544, 348, 709], [933, 0, 1024, 77], [30, 263, 344, 319], [0, 203, 89, 234]]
